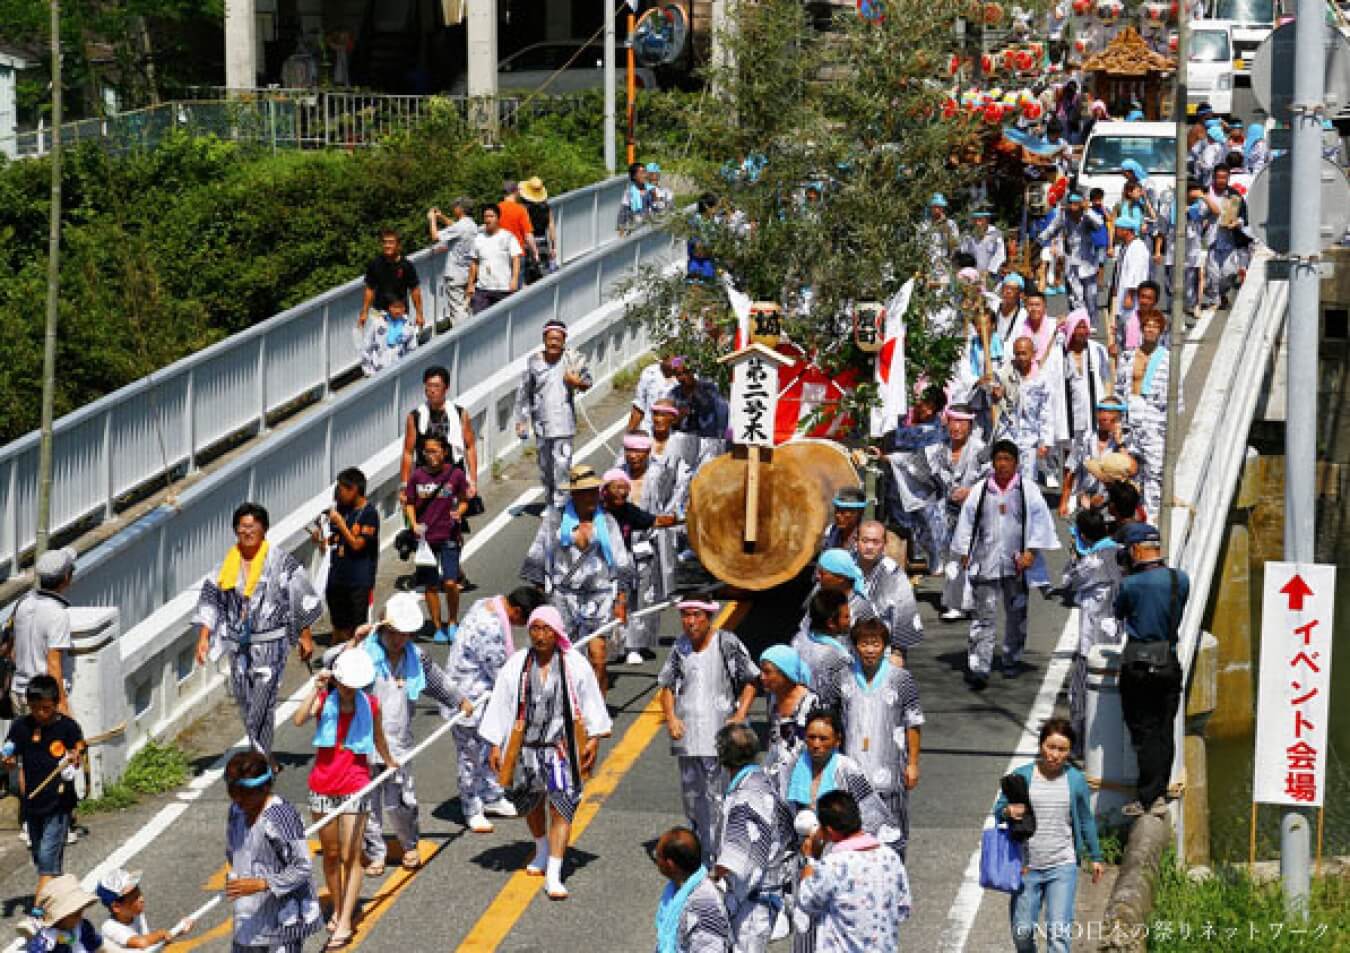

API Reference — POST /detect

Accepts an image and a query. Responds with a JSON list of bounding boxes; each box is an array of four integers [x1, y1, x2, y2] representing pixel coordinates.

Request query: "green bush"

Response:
[[1148, 854, 1350, 951], [80, 741, 192, 814], [0, 109, 625, 442]]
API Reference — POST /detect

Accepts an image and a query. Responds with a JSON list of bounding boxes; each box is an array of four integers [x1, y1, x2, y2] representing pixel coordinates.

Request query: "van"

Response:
[[1075, 121, 1177, 208], [1207, 0, 1283, 82], [1187, 21, 1236, 116]]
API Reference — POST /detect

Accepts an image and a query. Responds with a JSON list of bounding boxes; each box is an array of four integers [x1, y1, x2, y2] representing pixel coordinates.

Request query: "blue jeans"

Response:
[[1010, 861, 1079, 953], [26, 810, 70, 876]]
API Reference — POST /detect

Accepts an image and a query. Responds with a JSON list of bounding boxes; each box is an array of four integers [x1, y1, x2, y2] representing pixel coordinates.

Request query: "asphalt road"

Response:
[[0, 299, 1227, 951]]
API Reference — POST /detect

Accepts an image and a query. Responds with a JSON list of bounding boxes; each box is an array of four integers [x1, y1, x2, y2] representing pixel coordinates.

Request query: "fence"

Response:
[[0, 89, 597, 159], [82, 224, 678, 757], [0, 174, 628, 579]]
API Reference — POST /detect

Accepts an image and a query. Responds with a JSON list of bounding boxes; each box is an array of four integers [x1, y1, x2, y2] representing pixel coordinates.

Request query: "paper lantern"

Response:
[[942, 97, 959, 118], [1072, 0, 1092, 14], [1048, 176, 1068, 205], [984, 2, 1004, 24], [1022, 100, 1043, 119], [1167, 31, 1178, 51], [983, 102, 1004, 123], [949, 53, 963, 75], [981, 52, 995, 73], [1014, 49, 1035, 71]]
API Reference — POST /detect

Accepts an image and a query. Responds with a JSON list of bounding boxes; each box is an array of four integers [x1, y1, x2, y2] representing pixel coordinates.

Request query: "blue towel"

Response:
[[818, 549, 866, 597], [655, 866, 708, 953], [727, 765, 757, 794], [385, 317, 408, 348], [759, 645, 812, 687], [969, 333, 1005, 377], [312, 690, 375, 755], [809, 631, 852, 657], [852, 656, 892, 693], [560, 500, 616, 568], [788, 750, 839, 807], [365, 636, 426, 701], [1141, 347, 1167, 396]]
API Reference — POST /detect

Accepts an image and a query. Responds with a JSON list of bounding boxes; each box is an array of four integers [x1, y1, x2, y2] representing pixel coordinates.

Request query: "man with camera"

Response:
[[310, 468, 379, 647], [1113, 523, 1189, 819]]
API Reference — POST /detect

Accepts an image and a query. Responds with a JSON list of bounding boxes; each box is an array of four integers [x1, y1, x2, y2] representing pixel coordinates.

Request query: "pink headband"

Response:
[[944, 407, 976, 421], [602, 468, 631, 487], [1064, 308, 1091, 338], [677, 599, 721, 615], [623, 433, 653, 450], [527, 606, 572, 651], [651, 399, 678, 415]]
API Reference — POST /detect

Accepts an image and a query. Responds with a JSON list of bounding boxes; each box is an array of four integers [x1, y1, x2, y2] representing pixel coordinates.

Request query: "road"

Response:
[[0, 296, 1231, 951]]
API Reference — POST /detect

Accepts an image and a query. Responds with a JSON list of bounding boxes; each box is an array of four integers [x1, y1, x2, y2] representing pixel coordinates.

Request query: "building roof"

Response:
[[0, 41, 38, 69], [1082, 27, 1177, 76]]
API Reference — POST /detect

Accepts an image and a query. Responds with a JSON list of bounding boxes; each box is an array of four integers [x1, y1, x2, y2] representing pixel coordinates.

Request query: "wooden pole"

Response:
[[1315, 806, 1324, 880], [744, 445, 760, 550], [1249, 800, 1258, 875], [979, 314, 1000, 435], [35, 0, 63, 560], [625, 9, 637, 165]]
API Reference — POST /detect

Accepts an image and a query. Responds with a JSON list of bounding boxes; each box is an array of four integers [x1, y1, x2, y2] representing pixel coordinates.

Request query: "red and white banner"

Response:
[[869, 279, 913, 438]]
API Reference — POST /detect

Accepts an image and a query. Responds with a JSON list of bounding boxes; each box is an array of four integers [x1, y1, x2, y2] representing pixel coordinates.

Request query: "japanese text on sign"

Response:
[[1253, 562, 1336, 807], [729, 353, 779, 447]]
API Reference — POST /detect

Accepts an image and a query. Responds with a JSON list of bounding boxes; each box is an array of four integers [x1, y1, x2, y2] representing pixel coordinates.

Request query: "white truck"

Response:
[[1207, 0, 1283, 89]]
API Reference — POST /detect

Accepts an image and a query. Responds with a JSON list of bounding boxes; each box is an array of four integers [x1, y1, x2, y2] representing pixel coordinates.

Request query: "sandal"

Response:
[[363, 861, 386, 877], [400, 851, 422, 871], [326, 931, 354, 950]]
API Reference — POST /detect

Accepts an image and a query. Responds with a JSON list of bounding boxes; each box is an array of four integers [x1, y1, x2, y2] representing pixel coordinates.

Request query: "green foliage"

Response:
[[1148, 853, 1350, 951], [620, 0, 982, 436], [1096, 820, 1126, 864], [0, 117, 607, 441], [81, 741, 191, 814]]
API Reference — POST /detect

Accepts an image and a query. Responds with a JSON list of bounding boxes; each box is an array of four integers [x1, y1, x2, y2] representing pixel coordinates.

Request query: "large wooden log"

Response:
[[687, 439, 861, 591]]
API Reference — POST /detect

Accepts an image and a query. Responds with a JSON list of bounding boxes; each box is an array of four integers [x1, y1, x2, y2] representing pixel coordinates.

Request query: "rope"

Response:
[[141, 597, 678, 952]]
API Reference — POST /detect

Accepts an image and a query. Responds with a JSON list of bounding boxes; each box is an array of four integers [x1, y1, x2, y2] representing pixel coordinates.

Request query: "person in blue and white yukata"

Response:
[[919, 193, 961, 288], [960, 207, 1007, 287], [855, 520, 923, 662], [480, 606, 612, 901], [710, 723, 795, 953], [514, 319, 593, 511], [194, 502, 320, 772], [992, 337, 1054, 485], [1039, 192, 1106, 328], [653, 827, 733, 953], [445, 586, 546, 833], [1116, 309, 1176, 520], [951, 440, 1061, 689], [936, 405, 992, 622], [521, 464, 636, 692], [873, 384, 949, 572], [346, 592, 475, 869], [657, 599, 760, 866]]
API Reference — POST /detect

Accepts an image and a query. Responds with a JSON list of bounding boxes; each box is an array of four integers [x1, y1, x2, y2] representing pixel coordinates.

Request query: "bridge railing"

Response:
[[0, 175, 627, 578], [83, 225, 678, 757]]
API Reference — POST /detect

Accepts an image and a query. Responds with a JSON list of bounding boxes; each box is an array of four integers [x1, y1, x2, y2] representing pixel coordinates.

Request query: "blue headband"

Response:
[[233, 768, 274, 789], [1095, 400, 1127, 412], [833, 497, 867, 510], [818, 548, 866, 596], [760, 644, 812, 686]]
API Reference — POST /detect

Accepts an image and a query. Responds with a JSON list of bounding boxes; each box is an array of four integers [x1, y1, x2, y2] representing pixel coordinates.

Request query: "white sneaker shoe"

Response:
[[17, 828, 29, 846], [625, 651, 645, 665], [466, 813, 495, 833], [940, 608, 966, 621], [483, 799, 518, 818]]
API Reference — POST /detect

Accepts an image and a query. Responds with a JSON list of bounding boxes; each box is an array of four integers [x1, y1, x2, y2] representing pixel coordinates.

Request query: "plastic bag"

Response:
[[414, 539, 437, 568], [979, 824, 1024, 893]]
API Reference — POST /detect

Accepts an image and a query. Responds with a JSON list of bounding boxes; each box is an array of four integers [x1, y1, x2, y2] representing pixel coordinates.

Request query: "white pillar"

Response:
[[224, 0, 258, 92], [604, 7, 616, 172], [467, 0, 498, 133]]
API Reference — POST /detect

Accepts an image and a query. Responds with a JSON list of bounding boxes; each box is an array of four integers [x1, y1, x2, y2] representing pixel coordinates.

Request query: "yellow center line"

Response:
[[167, 838, 446, 951], [454, 695, 668, 952]]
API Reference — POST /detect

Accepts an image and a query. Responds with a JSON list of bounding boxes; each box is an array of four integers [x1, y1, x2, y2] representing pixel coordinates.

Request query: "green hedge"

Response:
[[0, 105, 629, 442]]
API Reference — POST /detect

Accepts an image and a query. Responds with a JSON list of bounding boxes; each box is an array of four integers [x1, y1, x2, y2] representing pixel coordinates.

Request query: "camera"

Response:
[[395, 528, 418, 561]]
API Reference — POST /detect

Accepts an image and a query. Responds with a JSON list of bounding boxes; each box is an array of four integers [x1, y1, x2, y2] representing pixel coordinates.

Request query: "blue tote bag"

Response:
[[979, 824, 1024, 893]]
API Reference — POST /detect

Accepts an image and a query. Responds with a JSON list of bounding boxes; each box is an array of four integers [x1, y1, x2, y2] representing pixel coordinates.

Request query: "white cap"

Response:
[[35, 546, 77, 581], [333, 647, 376, 690], [381, 592, 424, 635], [96, 868, 142, 906]]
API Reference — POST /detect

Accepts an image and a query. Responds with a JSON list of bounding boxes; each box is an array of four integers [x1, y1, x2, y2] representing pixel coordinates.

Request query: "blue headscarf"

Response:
[[1125, 109, 1145, 122], [818, 548, 865, 596], [1207, 125, 1226, 144], [560, 499, 616, 567], [1244, 123, 1265, 159], [656, 866, 708, 953], [788, 748, 839, 806], [760, 644, 812, 686], [970, 330, 1005, 377], [312, 690, 375, 755], [1121, 158, 1148, 182], [365, 634, 426, 701]]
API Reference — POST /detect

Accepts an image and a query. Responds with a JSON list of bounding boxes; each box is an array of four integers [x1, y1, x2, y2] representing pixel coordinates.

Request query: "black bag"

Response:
[[1120, 569, 1181, 670], [1000, 771, 1037, 842]]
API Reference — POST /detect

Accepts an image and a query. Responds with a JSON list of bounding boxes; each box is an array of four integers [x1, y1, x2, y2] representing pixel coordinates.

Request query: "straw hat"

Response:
[[520, 176, 548, 202], [1085, 452, 1135, 483], [563, 464, 604, 492], [333, 648, 376, 690], [36, 874, 98, 927]]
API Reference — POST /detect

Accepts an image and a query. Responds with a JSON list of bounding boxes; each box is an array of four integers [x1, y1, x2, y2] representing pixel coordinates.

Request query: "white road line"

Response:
[[75, 409, 632, 895], [936, 609, 1080, 952]]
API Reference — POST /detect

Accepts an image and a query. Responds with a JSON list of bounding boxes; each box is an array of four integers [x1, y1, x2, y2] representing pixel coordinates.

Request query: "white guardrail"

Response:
[[66, 226, 679, 761], [0, 175, 627, 578]]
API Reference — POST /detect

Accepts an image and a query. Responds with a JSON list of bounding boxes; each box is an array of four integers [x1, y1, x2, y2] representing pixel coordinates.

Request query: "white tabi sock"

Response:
[[545, 855, 566, 893], [529, 837, 549, 872]]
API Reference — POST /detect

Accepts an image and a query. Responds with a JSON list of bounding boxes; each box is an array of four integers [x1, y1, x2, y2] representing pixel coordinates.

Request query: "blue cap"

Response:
[[1121, 158, 1148, 182], [1068, 192, 1084, 202], [1095, 399, 1128, 412], [645, 162, 661, 173], [1115, 212, 1142, 231], [973, 206, 993, 218], [1126, 109, 1145, 122], [930, 192, 949, 207], [1207, 125, 1226, 143], [1119, 522, 1162, 545], [818, 548, 866, 596], [1001, 273, 1025, 289]]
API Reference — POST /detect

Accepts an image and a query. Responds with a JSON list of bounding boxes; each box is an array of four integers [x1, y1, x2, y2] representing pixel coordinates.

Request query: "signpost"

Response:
[[719, 343, 793, 551], [1253, 562, 1336, 873]]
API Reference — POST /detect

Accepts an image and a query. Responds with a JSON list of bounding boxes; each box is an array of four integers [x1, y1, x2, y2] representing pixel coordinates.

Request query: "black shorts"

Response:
[[326, 584, 372, 630]]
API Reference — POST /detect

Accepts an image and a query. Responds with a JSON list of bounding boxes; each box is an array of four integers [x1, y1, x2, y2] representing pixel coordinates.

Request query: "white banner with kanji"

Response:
[[1253, 561, 1337, 807]]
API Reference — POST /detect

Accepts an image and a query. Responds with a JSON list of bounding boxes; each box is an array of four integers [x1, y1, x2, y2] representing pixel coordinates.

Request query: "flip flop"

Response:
[[363, 862, 385, 877], [524, 866, 546, 877], [401, 851, 422, 871], [326, 931, 354, 950]]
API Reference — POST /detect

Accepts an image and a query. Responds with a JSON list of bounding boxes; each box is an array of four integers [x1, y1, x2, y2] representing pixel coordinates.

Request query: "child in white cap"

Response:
[[95, 867, 194, 951]]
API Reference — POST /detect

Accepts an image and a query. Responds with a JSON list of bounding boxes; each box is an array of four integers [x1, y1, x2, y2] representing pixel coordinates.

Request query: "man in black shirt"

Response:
[[359, 228, 425, 330], [320, 468, 380, 644]]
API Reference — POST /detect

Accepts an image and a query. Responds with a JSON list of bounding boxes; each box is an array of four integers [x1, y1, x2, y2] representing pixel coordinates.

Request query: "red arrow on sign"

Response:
[[1280, 574, 1314, 612]]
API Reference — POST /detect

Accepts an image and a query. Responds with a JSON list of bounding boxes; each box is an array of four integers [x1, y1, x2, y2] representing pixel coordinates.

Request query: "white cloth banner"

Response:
[[869, 279, 913, 438]]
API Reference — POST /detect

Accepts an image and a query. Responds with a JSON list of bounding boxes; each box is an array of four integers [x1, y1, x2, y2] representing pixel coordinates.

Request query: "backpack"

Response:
[[1089, 214, 1110, 251]]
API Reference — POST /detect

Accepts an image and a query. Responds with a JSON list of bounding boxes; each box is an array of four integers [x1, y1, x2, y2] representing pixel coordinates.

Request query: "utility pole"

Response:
[[1161, 12, 1187, 555], [35, 0, 63, 561], [605, 1, 617, 173], [1280, 0, 1326, 918]]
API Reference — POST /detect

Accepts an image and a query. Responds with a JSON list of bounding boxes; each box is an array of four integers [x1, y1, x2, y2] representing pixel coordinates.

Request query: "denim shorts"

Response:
[[26, 810, 70, 876]]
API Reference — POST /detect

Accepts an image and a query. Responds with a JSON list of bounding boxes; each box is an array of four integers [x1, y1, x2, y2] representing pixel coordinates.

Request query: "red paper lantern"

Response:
[[1075, 38, 1088, 53], [1168, 32, 1178, 51], [983, 2, 1004, 25], [983, 102, 1004, 123], [1048, 176, 1068, 205], [942, 97, 959, 118], [981, 52, 994, 73], [1022, 100, 1043, 119], [1072, 0, 1091, 13], [949, 53, 963, 75], [1015, 49, 1034, 70], [1169, 0, 1179, 17]]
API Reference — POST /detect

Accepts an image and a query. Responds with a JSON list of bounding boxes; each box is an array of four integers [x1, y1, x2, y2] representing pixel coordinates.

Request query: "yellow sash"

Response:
[[218, 540, 270, 598]]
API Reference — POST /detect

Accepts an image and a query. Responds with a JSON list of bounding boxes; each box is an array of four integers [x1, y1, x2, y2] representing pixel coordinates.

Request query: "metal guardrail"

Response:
[[63, 224, 679, 634], [0, 90, 597, 159], [1162, 250, 1290, 851], [0, 175, 628, 578]]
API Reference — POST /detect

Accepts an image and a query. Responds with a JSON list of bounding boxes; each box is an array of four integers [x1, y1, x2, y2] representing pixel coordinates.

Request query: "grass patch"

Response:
[[612, 353, 657, 393], [81, 742, 191, 815], [1148, 852, 1350, 951], [1096, 821, 1127, 865]]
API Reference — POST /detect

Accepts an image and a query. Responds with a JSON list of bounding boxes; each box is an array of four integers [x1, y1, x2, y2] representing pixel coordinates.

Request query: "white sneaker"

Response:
[[466, 813, 495, 833], [17, 828, 29, 845], [940, 608, 966, 621], [625, 651, 645, 666], [66, 829, 78, 845], [545, 878, 569, 900], [483, 799, 518, 818]]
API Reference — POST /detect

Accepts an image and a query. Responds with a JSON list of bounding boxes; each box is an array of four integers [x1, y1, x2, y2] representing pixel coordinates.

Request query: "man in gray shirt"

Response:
[[513, 319, 592, 509], [7, 547, 76, 716], [428, 198, 477, 328]]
